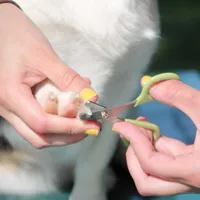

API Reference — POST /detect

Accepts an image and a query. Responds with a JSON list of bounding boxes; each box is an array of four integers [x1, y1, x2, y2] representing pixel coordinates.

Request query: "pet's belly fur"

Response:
[[0, 0, 160, 197]]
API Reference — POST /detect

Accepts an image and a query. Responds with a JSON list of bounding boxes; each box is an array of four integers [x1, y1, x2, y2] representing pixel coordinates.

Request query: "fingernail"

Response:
[[81, 89, 98, 101], [136, 116, 148, 122], [85, 129, 99, 136], [48, 92, 58, 102], [141, 75, 152, 87], [112, 128, 120, 134], [45, 93, 58, 115]]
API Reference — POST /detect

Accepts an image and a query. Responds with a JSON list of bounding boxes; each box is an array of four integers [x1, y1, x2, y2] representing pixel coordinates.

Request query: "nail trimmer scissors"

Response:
[[79, 73, 180, 147]]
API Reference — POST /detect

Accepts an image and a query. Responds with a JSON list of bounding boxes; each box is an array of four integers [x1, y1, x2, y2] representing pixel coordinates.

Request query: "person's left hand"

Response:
[[0, 4, 100, 148]]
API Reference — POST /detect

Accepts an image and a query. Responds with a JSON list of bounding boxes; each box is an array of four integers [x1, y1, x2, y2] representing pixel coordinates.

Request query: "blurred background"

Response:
[[0, 1, 199, 200], [149, 0, 200, 73]]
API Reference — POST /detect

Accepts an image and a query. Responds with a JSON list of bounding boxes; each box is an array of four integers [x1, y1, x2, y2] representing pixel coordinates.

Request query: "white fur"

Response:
[[0, 0, 160, 199]]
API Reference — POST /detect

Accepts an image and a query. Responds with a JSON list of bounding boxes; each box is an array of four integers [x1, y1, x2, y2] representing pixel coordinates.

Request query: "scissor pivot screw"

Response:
[[101, 111, 109, 119]]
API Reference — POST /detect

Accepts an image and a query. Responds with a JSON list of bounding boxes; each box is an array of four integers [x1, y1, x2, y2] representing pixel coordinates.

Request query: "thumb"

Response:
[[43, 59, 98, 101]]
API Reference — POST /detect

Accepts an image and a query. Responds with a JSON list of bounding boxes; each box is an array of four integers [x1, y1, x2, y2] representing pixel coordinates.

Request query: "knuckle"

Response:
[[165, 80, 200, 110], [141, 161, 150, 172], [142, 163, 153, 175], [0, 94, 7, 108], [139, 157, 153, 175], [66, 124, 84, 135], [68, 128, 80, 136], [32, 115, 48, 134], [189, 91, 200, 110], [65, 127, 74, 135], [137, 184, 151, 197], [72, 135, 86, 143], [164, 80, 183, 105], [187, 175, 200, 188], [62, 71, 81, 89], [32, 141, 48, 149], [0, 84, 14, 107]]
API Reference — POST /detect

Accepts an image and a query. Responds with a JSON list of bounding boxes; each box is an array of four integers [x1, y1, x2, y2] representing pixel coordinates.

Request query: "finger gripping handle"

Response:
[[121, 119, 160, 147], [135, 73, 180, 107]]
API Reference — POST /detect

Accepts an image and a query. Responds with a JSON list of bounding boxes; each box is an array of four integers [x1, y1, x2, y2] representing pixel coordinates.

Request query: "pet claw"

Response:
[[45, 92, 58, 115], [48, 92, 58, 103]]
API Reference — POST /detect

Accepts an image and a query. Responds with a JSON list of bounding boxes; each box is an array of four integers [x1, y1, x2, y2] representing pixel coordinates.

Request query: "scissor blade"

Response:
[[80, 100, 137, 121], [84, 101, 107, 112], [79, 101, 107, 121], [97, 99, 137, 120], [79, 112, 104, 121]]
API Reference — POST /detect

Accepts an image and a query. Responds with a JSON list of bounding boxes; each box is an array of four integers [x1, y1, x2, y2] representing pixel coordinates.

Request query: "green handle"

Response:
[[134, 73, 180, 107], [121, 119, 160, 147], [120, 73, 180, 147]]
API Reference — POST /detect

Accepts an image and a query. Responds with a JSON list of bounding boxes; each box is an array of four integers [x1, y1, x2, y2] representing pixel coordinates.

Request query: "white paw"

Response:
[[34, 80, 91, 117]]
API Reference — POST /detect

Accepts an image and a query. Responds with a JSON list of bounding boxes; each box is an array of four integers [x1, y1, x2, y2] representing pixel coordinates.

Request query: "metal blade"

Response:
[[79, 101, 107, 120], [80, 100, 137, 121]]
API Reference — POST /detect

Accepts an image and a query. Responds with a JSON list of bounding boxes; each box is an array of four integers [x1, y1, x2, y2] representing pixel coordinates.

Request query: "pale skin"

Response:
[[0, 3, 100, 148], [113, 79, 200, 196]]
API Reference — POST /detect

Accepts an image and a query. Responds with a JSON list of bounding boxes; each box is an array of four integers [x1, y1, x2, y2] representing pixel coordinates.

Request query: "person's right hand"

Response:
[[0, 3, 100, 148], [113, 79, 200, 196]]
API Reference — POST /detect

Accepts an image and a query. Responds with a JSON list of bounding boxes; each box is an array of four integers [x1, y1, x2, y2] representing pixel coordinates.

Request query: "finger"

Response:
[[137, 116, 149, 122], [113, 122, 191, 180], [142, 78, 200, 127], [83, 78, 91, 85], [124, 116, 192, 156], [136, 117, 153, 141], [45, 115, 101, 135], [3, 111, 87, 148], [155, 135, 192, 156], [126, 147, 193, 196], [42, 59, 98, 99], [30, 38, 95, 97], [8, 85, 49, 133], [40, 134, 87, 147], [9, 86, 100, 135]]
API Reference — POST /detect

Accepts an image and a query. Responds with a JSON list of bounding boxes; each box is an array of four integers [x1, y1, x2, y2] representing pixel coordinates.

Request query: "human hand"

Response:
[[113, 78, 200, 196], [0, 4, 100, 148]]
